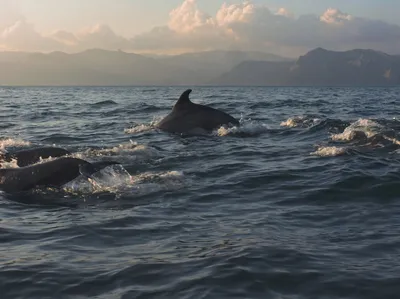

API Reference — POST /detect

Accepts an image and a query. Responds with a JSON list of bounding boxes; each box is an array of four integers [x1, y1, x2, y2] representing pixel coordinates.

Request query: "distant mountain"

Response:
[[1, 48, 399, 86], [211, 61, 293, 86], [154, 50, 291, 81], [212, 48, 400, 86], [0, 49, 203, 86], [0, 49, 288, 86]]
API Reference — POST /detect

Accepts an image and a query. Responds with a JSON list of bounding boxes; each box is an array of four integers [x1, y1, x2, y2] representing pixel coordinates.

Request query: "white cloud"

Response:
[[50, 30, 79, 47], [0, 0, 399, 56], [0, 22, 131, 52], [275, 8, 294, 19], [216, 2, 257, 26], [75, 24, 132, 50], [130, 0, 400, 56], [1, 20, 63, 52], [0, 0, 22, 31], [168, 0, 214, 33], [320, 8, 353, 25]]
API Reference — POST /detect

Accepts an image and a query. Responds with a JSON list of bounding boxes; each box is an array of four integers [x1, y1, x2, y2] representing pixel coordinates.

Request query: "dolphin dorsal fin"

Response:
[[174, 89, 193, 110]]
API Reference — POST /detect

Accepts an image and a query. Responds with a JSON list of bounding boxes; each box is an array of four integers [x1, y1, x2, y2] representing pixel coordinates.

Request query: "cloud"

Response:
[[168, 0, 214, 33], [275, 8, 295, 19], [0, 22, 131, 52], [0, 0, 22, 30], [1, 20, 63, 52], [50, 30, 79, 47], [0, 0, 400, 57], [75, 24, 132, 50], [320, 8, 353, 24], [129, 0, 400, 56], [216, 2, 257, 25]]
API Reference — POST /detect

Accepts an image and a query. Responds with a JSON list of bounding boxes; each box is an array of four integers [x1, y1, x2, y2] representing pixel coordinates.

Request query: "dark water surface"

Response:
[[1, 86, 400, 298]]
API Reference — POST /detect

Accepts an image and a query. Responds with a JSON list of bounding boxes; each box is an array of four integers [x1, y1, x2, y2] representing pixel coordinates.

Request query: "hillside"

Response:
[[212, 48, 400, 86], [155, 50, 290, 81], [0, 49, 288, 86], [1, 48, 399, 86], [0, 49, 204, 86]]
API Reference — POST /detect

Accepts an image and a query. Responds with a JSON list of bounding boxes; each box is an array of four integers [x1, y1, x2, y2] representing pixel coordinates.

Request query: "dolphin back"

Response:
[[192, 104, 240, 130], [0, 157, 121, 192], [157, 89, 240, 133], [3, 147, 71, 167]]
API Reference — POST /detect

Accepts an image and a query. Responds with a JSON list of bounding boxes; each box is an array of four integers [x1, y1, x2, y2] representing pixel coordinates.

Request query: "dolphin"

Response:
[[0, 157, 120, 193], [156, 89, 240, 134], [0, 147, 71, 167]]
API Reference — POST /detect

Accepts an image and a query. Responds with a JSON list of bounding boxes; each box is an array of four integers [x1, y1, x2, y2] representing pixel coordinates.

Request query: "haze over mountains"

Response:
[[214, 48, 400, 86], [0, 48, 399, 86]]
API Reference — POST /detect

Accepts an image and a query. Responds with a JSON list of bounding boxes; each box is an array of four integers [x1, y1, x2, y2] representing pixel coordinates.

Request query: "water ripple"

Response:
[[1, 86, 400, 298]]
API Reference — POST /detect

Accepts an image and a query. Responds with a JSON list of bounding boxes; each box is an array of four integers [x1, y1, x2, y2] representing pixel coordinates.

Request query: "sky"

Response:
[[1, 0, 400, 57]]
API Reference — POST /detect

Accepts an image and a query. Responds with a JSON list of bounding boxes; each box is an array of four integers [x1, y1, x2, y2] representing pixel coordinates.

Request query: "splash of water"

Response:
[[63, 165, 185, 196], [0, 138, 31, 151], [280, 116, 321, 128], [215, 118, 270, 137], [124, 116, 163, 134], [310, 146, 347, 157], [75, 140, 160, 161], [331, 118, 383, 141]]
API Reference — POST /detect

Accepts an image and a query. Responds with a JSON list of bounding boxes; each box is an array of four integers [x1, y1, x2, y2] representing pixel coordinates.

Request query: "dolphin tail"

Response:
[[79, 161, 121, 177]]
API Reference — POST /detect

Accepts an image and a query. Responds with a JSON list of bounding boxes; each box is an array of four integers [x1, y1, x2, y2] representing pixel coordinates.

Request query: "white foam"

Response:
[[0, 138, 31, 168], [75, 140, 160, 161], [310, 146, 347, 157], [214, 119, 269, 137], [132, 170, 184, 184], [124, 116, 163, 134], [383, 136, 400, 145], [0, 158, 19, 169], [124, 124, 154, 134], [331, 118, 383, 142], [281, 116, 304, 128], [331, 130, 366, 142], [62, 166, 185, 196], [0, 154, 67, 169], [280, 116, 321, 128], [0, 138, 30, 150]]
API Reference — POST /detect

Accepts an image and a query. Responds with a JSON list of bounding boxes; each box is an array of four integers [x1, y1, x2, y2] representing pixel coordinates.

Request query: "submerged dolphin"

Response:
[[0, 157, 120, 193], [0, 147, 71, 167], [157, 89, 240, 134]]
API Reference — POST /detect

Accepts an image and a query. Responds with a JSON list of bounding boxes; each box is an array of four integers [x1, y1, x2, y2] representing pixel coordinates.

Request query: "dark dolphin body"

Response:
[[0, 147, 71, 167], [157, 89, 240, 134], [0, 157, 120, 193]]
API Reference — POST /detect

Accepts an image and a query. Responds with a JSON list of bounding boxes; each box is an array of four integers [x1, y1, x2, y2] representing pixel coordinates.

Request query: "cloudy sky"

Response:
[[1, 0, 399, 57]]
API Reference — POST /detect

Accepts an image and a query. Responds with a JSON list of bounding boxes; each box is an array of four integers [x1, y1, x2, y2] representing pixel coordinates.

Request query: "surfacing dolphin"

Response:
[[0, 157, 120, 193], [0, 147, 71, 167], [157, 89, 240, 134]]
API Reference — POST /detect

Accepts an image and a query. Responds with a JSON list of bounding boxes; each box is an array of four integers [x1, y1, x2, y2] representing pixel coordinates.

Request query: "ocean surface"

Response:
[[1, 86, 400, 299]]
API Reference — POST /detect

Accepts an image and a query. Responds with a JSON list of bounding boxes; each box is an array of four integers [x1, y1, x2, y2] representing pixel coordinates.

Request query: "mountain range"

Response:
[[1, 48, 399, 86], [214, 48, 400, 86]]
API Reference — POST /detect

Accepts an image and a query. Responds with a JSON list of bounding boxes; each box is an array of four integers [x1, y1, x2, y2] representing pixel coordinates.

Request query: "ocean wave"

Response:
[[124, 117, 163, 134], [77, 140, 159, 158], [62, 165, 186, 197], [0, 138, 31, 150], [280, 115, 322, 128], [331, 119, 384, 142], [3, 86, 400, 299], [90, 100, 118, 107], [214, 119, 270, 137], [310, 146, 348, 157]]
